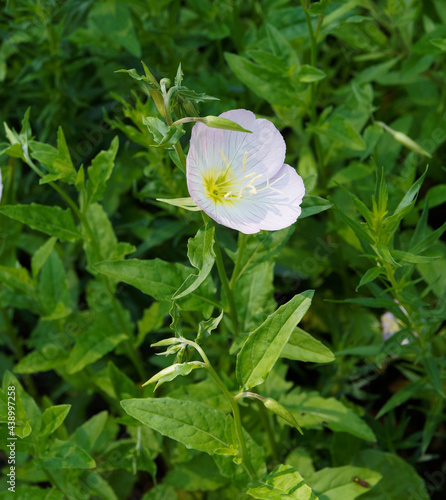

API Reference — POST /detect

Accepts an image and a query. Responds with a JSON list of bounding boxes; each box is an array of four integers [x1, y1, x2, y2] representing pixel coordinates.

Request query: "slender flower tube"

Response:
[[0, 170, 2, 202], [186, 109, 305, 234]]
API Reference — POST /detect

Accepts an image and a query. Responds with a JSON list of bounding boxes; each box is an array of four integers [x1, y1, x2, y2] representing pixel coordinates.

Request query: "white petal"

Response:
[[227, 164, 304, 233], [187, 109, 286, 180]]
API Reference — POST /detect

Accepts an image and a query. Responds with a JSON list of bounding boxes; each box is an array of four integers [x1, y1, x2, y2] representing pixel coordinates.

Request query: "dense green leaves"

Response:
[[1, 1, 444, 497]]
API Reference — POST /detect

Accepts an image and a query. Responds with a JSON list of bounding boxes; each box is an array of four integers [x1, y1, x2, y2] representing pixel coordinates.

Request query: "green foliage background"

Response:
[[0, 0, 445, 499]]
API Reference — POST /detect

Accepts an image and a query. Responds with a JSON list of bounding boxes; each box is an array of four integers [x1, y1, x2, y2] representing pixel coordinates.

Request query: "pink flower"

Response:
[[186, 109, 305, 234]]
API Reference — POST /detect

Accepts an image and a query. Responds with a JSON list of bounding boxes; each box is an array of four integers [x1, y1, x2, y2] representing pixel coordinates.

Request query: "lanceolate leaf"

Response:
[[281, 327, 335, 364], [121, 398, 233, 455], [86, 137, 119, 205], [173, 224, 215, 299], [237, 291, 314, 390], [0, 204, 82, 241]]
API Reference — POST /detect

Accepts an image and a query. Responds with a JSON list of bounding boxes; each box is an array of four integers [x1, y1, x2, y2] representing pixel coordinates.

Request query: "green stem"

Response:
[[182, 339, 257, 480], [257, 401, 280, 462], [213, 231, 240, 336], [174, 142, 187, 174], [229, 232, 247, 289]]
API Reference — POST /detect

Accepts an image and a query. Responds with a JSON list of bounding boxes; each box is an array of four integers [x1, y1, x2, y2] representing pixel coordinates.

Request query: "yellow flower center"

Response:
[[202, 149, 285, 205]]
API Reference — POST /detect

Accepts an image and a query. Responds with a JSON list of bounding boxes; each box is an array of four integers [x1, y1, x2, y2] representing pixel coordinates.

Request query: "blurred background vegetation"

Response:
[[1, 0, 445, 498]]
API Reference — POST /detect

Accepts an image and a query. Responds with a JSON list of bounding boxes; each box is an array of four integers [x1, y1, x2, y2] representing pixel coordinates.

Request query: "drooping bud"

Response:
[[202, 116, 252, 133], [376, 121, 432, 158]]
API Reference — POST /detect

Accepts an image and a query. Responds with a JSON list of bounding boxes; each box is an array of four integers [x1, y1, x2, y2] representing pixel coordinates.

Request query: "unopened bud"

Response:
[[202, 116, 252, 133]]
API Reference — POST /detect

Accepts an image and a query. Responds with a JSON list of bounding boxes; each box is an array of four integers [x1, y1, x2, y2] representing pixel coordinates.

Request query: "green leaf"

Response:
[[37, 439, 95, 469], [83, 203, 135, 266], [137, 301, 171, 346], [164, 454, 228, 492], [376, 378, 427, 419], [328, 163, 374, 188], [281, 327, 335, 363], [266, 23, 299, 66], [38, 250, 72, 317], [1, 371, 41, 439], [93, 258, 218, 312], [40, 404, 71, 438], [422, 398, 444, 455], [143, 361, 205, 390], [225, 52, 300, 107], [0, 265, 33, 294], [237, 291, 314, 390], [352, 449, 429, 500], [421, 349, 445, 397], [280, 390, 376, 442], [310, 116, 366, 151], [233, 261, 276, 333], [300, 196, 332, 219], [143, 117, 185, 148], [86, 137, 119, 206], [31, 237, 57, 279], [392, 249, 438, 264], [89, 0, 141, 57], [14, 348, 69, 374], [0, 486, 64, 500], [306, 465, 381, 499], [356, 267, 382, 291], [393, 167, 427, 218], [173, 224, 215, 299], [247, 464, 318, 499], [106, 361, 137, 400], [0, 204, 82, 241], [141, 484, 179, 500], [66, 314, 127, 374], [197, 310, 224, 342], [296, 65, 326, 83], [231, 227, 294, 285], [121, 397, 233, 455], [426, 184, 446, 208], [30, 128, 77, 185], [69, 411, 108, 452]]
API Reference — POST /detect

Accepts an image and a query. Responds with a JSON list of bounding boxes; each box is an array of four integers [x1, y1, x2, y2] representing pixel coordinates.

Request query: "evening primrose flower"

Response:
[[186, 109, 305, 234]]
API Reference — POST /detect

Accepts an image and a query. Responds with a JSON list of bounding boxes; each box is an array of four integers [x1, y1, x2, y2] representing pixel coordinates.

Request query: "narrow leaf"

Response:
[[173, 225, 215, 299]]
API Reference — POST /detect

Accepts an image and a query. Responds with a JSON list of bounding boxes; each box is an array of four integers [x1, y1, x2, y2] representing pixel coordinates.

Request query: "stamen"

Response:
[[219, 149, 230, 168], [242, 152, 248, 173]]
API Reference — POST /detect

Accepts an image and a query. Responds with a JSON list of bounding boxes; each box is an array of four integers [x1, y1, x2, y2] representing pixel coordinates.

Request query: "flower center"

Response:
[[202, 149, 285, 205]]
